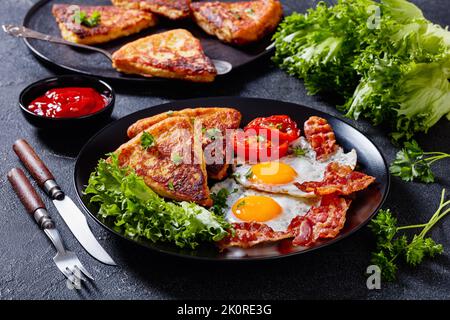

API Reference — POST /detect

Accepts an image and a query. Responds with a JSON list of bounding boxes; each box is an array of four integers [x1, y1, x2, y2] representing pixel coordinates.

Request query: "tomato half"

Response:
[[232, 128, 289, 162], [244, 115, 300, 142]]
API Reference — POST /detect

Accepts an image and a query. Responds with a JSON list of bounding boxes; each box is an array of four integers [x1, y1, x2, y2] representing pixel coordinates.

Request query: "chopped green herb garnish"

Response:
[[141, 131, 155, 150], [291, 146, 306, 157], [168, 181, 175, 191], [171, 153, 183, 165], [256, 135, 266, 142], [211, 188, 238, 215], [245, 8, 255, 14], [244, 169, 253, 179], [206, 128, 221, 140], [73, 9, 101, 28], [237, 200, 246, 209], [166, 110, 174, 116]]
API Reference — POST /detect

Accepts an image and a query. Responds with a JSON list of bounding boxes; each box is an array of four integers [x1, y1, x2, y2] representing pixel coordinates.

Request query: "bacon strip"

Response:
[[288, 195, 351, 246], [218, 195, 352, 249], [304, 116, 338, 160], [218, 222, 292, 249], [295, 162, 375, 196]]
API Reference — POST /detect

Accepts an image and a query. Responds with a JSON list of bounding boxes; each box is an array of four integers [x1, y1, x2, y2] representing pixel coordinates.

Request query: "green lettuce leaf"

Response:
[[84, 153, 230, 249]]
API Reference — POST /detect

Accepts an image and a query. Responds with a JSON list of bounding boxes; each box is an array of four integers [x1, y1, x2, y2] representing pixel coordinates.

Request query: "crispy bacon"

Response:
[[219, 195, 352, 248], [295, 162, 376, 196], [304, 116, 338, 160], [218, 222, 292, 249], [288, 195, 351, 246]]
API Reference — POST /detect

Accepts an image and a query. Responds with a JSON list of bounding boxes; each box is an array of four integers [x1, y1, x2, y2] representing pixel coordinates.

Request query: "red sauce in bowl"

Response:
[[28, 87, 109, 118]]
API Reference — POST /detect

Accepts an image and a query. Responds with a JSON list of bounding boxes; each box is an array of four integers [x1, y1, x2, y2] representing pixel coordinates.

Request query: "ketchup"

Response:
[[28, 87, 108, 118]]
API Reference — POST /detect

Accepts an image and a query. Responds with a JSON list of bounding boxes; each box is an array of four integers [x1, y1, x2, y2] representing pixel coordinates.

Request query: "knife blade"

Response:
[[12, 139, 116, 266]]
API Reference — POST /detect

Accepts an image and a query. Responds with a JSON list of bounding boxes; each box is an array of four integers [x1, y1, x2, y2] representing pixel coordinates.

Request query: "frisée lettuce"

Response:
[[273, 0, 450, 142], [84, 153, 230, 249]]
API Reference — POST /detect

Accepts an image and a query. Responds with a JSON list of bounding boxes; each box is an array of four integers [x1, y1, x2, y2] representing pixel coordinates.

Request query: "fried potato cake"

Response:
[[112, 29, 217, 82], [114, 116, 212, 206], [190, 0, 283, 45], [127, 107, 242, 180], [111, 0, 191, 20], [52, 4, 157, 45]]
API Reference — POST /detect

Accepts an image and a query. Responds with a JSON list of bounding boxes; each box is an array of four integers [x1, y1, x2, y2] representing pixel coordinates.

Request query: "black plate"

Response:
[[23, 0, 282, 82], [74, 97, 390, 260]]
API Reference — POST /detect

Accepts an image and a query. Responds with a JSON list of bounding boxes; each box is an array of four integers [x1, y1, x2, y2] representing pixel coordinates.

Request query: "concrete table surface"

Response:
[[0, 0, 449, 299]]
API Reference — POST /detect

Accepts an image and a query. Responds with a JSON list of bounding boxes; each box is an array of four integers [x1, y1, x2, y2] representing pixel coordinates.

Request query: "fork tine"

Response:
[[65, 267, 83, 283], [69, 266, 88, 282], [73, 264, 93, 281], [75, 263, 94, 281], [62, 268, 79, 286]]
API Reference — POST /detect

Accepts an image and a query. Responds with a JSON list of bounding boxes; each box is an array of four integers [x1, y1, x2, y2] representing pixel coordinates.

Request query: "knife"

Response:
[[13, 139, 116, 266]]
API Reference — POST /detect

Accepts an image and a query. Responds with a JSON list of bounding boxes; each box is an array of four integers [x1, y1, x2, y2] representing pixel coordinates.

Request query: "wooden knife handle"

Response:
[[13, 139, 54, 187], [7, 168, 46, 215]]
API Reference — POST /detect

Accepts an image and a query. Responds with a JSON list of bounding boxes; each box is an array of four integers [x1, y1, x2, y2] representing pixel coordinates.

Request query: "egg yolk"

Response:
[[250, 162, 297, 185], [232, 196, 282, 222]]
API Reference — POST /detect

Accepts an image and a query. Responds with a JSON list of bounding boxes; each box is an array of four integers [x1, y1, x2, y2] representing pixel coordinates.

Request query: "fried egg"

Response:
[[211, 179, 317, 232], [233, 137, 357, 198]]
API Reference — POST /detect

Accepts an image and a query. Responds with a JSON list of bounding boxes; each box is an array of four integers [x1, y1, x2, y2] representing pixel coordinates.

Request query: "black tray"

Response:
[[23, 0, 281, 82]]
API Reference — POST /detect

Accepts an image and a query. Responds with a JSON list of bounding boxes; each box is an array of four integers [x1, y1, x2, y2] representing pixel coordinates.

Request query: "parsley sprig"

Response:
[[291, 146, 306, 157], [140, 132, 155, 150], [370, 189, 450, 281], [73, 9, 101, 28], [210, 188, 237, 216], [390, 140, 450, 183]]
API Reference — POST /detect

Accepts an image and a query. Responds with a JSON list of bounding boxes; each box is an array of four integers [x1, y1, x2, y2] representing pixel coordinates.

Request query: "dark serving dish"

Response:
[[23, 0, 282, 83], [19, 74, 115, 130], [74, 97, 390, 261]]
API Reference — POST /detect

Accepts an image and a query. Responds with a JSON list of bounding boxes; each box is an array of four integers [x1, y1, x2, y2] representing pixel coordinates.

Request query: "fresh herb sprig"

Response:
[[390, 140, 450, 183], [73, 9, 101, 28], [141, 132, 155, 150], [210, 188, 237, 216], [291, 146, 306, 157], [370, 189, 450, 281]]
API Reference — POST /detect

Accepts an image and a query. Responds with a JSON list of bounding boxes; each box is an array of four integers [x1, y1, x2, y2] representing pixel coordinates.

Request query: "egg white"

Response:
[[232, 137, 357, 198], [211, 178, 318, 232]]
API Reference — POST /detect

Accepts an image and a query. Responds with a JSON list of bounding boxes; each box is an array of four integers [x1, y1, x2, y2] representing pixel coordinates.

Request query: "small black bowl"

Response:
[[19, 75, 115, 130]]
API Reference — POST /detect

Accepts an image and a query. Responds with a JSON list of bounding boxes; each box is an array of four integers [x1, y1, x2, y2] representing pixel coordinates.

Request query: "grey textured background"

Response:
[[1, 0, 449, 300]]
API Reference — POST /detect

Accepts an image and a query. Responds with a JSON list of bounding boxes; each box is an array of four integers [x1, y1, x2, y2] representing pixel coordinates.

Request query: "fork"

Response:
[[2, 24, 234, 75], [7, 168, 93, 286]]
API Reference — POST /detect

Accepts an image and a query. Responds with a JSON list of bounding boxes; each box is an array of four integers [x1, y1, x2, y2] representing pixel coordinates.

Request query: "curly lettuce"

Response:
[[84, 154, 230, 249], [273, 0, 450, 142]]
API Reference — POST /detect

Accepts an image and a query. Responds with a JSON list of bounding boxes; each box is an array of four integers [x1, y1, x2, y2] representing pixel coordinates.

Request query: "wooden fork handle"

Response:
[[13, 139, 54, 188], [7, 168, 46, 215]]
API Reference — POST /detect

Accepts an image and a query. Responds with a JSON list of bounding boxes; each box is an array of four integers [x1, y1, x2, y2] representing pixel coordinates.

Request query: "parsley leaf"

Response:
[[141, 132, 155, 150], [291, 146, 306, 157], [168, 181, 175, 191], [171, 153, 183, 165], [73, 9, 101, 28], [210, 188, 238, 216], [244, 168, 253, 179], [390, 140, 450, 183], [237, 200, 246, 209], [369, 190, 450, 281], [206, 128, 221, 141]]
